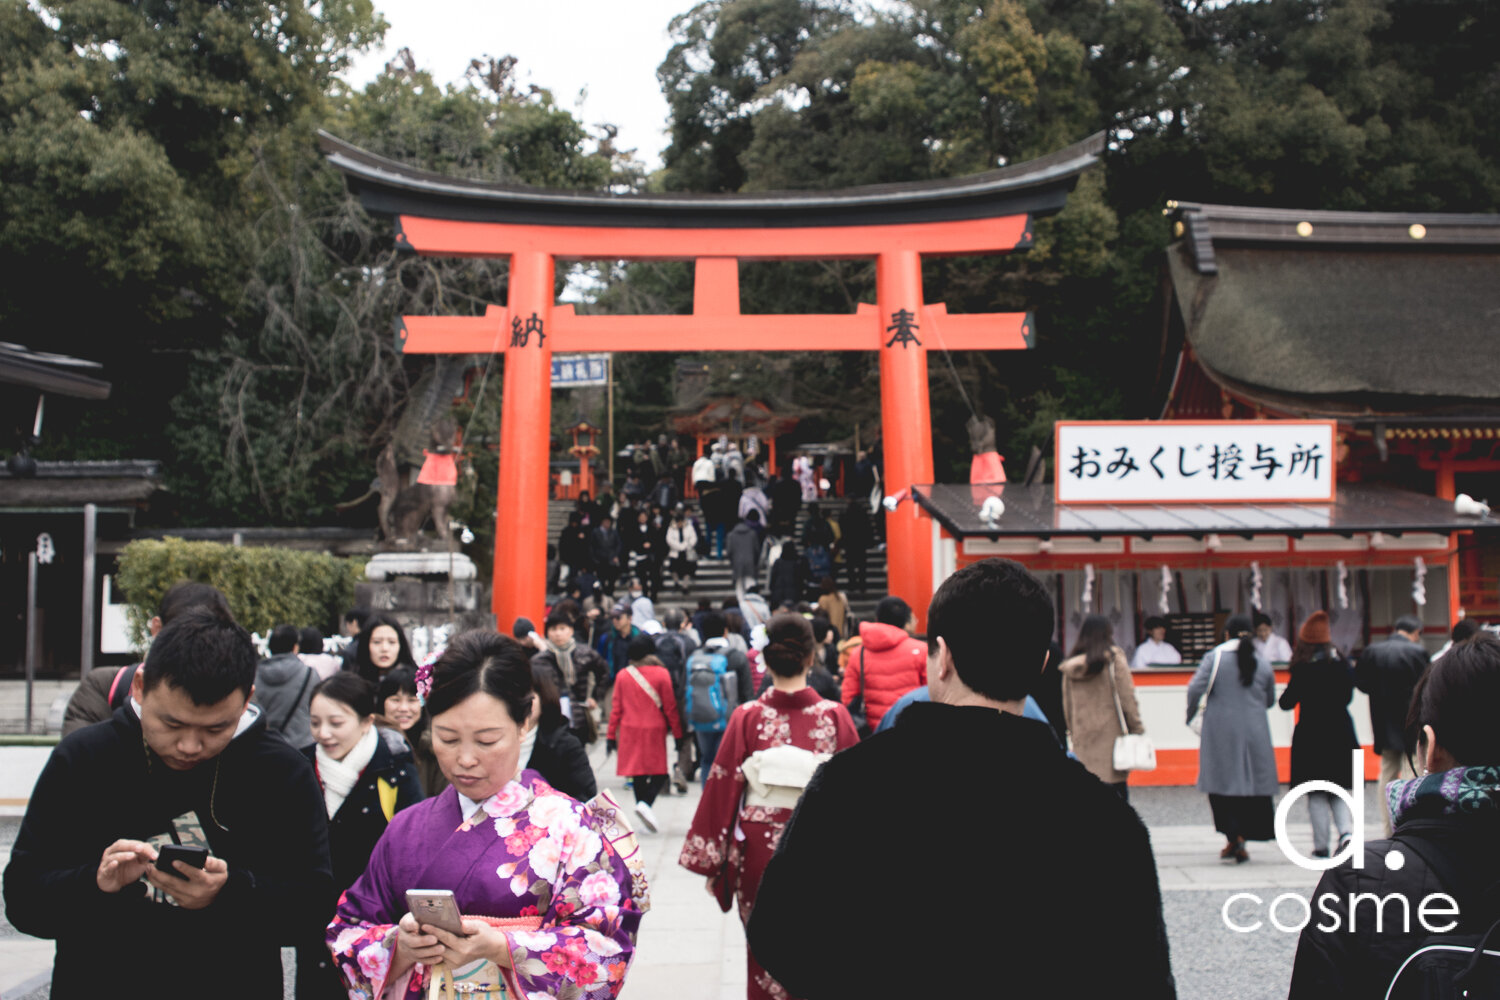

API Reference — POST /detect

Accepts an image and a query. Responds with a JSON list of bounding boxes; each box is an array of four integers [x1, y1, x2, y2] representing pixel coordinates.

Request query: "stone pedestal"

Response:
[[365, 551, 477, 581], [356, 554, 494, 658]]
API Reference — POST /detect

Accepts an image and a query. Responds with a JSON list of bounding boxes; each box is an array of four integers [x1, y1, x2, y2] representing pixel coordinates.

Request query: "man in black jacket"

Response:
[[746, 558, 1177, 999], [1355, 614, 1430, 835], [3, 606, 332, 1000], [589, 514, 623, 595]]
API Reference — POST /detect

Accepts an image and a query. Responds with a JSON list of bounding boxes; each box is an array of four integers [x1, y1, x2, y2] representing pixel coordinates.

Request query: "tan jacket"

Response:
[[1061, 646, 1144, 784]]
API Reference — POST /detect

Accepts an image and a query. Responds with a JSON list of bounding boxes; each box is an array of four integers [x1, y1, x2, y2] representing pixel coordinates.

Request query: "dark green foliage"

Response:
[[7, 0, 1500, 525], [115, 538, 364, 650], [644, 0, 1500, 477]]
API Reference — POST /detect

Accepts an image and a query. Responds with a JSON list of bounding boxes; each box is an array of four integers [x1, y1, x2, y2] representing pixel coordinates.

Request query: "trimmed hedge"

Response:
[[115, 538, 366, 650]]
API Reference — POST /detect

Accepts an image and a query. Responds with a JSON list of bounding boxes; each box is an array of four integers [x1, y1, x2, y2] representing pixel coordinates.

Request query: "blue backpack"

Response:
[[686, 649, 737, 732]]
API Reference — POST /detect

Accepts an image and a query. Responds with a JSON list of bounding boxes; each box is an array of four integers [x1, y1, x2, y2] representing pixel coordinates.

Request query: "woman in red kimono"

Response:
[[607, 637, 683, 834], [679, 613, 860, 1000]]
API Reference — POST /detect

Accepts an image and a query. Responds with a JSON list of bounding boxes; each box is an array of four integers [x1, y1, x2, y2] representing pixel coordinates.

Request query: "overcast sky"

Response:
[[345, 0, 697, 171]]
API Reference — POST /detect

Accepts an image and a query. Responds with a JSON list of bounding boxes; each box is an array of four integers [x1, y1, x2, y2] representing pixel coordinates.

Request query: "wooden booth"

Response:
[[913, 418, 1499, 787]]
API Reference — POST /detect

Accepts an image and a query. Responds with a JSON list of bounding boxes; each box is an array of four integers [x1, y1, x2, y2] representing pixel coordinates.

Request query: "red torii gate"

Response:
[[322, 133, 1103, 629]]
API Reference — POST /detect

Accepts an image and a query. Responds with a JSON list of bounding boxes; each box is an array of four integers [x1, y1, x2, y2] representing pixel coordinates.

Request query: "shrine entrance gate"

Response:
[[323, 133, 1103, 629]]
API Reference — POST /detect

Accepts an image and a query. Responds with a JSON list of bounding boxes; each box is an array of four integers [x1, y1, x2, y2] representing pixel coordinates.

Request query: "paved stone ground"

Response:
[[0, 746, 1388, 1000]]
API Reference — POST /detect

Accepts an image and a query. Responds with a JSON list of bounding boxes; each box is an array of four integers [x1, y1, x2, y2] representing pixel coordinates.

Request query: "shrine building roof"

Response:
[[318, 131, 1105, 229], [0, 341, 110, 399], [1163, 203, 1500, 422], [914, 482, 1500, 540]]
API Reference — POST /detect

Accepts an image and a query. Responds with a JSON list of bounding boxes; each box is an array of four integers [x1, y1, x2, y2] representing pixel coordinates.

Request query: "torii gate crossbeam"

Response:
[[323, 132, 1104, 629]]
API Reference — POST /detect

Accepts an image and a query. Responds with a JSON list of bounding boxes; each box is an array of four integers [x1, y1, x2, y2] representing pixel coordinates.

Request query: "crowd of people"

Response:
[[8, 551, 1500, 1000], [555, 441, 881, 609]]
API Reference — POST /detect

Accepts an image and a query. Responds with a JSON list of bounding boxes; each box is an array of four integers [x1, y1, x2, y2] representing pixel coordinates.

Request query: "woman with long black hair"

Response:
[[1187, 613, 1278, 862], [353, 613, 416, 683]]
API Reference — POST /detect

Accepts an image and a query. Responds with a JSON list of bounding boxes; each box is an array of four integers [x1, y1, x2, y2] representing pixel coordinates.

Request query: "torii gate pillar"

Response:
[[877, 250, 934, 610], [498, 251, 554, 626]]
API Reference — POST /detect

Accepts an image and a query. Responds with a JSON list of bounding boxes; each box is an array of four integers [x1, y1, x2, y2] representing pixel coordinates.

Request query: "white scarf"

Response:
[[518, 722, 538, 771], [317, 725, 378, 818]]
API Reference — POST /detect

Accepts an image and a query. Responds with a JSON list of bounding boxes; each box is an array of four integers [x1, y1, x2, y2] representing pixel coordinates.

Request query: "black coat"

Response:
[[558, 524, 592, 570], [297, 729, 422, 998], [2, 705, 332, 1000], [624, 520, 663, 561], [527, 719, 598, 801], [589, 525, 622, 568], [1029, 640, 1069, 748], [1354, 637, 1430, 754], [653, 631, 697, 707], [747, 703, 1176, 999], [1289, 808, 1500, 998], [300, 729, 424, 895], [1279, 652, 1359, 786], [768, 553, 808, 609], [838, 504, 873, 552], [532, 645, 609, 731]]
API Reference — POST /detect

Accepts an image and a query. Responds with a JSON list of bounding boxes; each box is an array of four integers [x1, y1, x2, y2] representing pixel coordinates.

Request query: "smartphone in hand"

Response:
[[405, 889, 466, 936], [154, 844, 210, 880]]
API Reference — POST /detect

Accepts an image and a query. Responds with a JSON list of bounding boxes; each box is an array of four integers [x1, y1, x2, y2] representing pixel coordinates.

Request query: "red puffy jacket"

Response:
[[841, 622, 927, 730]]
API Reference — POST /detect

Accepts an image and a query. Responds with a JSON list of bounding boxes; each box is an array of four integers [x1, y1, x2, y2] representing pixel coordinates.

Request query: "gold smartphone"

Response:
[[405, 889, 466, 936]]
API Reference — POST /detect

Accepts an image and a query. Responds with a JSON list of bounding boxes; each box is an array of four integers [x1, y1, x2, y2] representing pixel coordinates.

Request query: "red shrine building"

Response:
[[1160, 203, 1500, 631], [909, 203, 1500, 785]]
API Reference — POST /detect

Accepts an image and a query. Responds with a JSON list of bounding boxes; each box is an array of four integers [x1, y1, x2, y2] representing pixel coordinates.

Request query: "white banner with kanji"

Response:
[[1055, 420, 1336, 504]]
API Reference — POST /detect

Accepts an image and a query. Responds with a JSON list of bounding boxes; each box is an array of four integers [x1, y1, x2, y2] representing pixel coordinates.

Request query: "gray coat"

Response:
[[253, 653, 318, 748], [1186, 639, 1278, 797], [726, 522, 760, 585]]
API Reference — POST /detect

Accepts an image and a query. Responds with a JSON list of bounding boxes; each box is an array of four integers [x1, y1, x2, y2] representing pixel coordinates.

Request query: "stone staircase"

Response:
[[547, 499, 888, 622]]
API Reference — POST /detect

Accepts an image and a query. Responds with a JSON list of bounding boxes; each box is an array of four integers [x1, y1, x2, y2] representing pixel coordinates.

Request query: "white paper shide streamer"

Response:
[[1159, 565, 1172, 615], [1082, 564, 1095, 614], [1412, 557, 1427, 608], [1336, 561, 1350, 610], [1250, 561, 1263, 611]]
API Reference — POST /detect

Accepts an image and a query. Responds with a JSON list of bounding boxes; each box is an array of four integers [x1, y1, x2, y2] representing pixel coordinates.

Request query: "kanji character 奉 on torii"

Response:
[[320, 131, 1104, 629]]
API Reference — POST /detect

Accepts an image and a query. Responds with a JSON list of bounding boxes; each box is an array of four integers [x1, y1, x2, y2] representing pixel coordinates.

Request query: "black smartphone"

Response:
[[155, 844, 209, 880]]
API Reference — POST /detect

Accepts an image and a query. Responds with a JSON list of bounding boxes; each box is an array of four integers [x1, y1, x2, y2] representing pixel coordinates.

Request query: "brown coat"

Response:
[[1061, 646, 1144, 785]]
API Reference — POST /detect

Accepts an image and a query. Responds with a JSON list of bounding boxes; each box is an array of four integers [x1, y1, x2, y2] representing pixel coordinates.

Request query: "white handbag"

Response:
[[1108, 657, 1156, 771], [1187, 648, 1223, 737]]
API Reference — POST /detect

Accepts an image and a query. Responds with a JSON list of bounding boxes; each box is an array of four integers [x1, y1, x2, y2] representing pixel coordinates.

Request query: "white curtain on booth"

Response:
[[1261, 567, 1294, 641], [1327, 567, 1365, 656]]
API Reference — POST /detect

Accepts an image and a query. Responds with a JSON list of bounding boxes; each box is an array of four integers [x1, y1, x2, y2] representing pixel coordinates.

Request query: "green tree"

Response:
[[1, 0, 384, 484], [168, 53, 635, 530]]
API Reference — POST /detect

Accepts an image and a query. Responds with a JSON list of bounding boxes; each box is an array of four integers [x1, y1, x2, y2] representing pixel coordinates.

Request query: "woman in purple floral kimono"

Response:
[[327, 631, 645, 999]]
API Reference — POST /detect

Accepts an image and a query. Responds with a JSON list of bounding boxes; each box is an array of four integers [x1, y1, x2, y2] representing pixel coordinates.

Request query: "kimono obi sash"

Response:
[[424, 916, 544, 1000], [740, 745, 829, 810]]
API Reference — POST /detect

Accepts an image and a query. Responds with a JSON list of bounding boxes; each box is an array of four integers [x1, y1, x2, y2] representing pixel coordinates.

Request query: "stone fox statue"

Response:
[[378, 417, 459, 546]]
